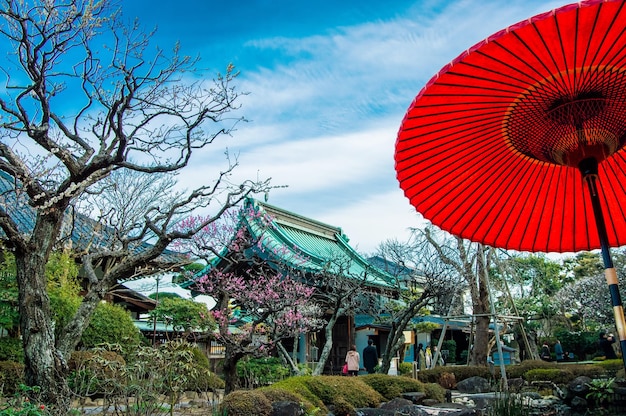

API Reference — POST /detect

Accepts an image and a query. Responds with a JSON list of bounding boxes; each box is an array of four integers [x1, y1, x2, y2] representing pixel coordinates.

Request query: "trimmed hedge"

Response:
[[269, 375, 383, 414], [219, 389, 273, 416], [360, 374, 425, 401], [524, 368, 574, 384], [417, 365, 491, 384], [258, 385, 313, 410]]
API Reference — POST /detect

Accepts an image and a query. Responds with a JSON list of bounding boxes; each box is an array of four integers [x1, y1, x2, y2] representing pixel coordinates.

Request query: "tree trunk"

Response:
[[469, 245, 491, 366], [470, 315, 491, 366], [276, 341, 300, 375], [222, 348, 243, 395], [313, 314, 338, 376], [380, 322, 400, 374], [16, 250, 70, 409]]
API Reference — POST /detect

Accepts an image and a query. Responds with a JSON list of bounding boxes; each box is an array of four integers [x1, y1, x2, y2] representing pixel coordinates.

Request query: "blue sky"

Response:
[[121, 0, 563, 255]]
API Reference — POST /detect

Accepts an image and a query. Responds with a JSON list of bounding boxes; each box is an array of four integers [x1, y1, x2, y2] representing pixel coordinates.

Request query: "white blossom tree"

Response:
[[0, 0, 270, 408]]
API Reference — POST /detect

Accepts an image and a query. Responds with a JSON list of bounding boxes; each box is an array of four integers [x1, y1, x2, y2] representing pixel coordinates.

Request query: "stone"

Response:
[[271, 400, 305, 416], [403, 391, 427, 404], [379, 397, 414, 411], [569, 395, 588, 411], [355, 409, 396, 416], [568, 375, 592, 396], [455, 376, 492, 394]]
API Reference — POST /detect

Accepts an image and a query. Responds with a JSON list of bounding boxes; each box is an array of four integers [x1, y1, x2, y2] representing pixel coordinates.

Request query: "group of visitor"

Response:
[[343, 338, 379, 376], [540, 331, 618, 362]]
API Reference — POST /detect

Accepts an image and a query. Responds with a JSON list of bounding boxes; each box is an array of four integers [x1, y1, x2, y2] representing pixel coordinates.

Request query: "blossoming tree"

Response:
[[174, 209, 323, 394]]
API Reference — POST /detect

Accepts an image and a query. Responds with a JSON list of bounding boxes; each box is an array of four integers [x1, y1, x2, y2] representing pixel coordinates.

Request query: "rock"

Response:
[[455, 376, 491, 394], [569, 395, 588, 411], [403, 391, 427, 403], [522, 391, 542, 400], [568, 375, 592, 396], [271, 400, 305, 416], [355, 409, 396, 416], [379, 397, 414, 411]]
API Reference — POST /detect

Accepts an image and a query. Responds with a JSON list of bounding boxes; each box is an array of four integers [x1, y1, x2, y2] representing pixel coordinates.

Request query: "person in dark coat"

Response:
[[362, 339, 378, 374], [599, 331, 618, 359]]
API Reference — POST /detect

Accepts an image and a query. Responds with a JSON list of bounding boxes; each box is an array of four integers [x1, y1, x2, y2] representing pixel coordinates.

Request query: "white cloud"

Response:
[[169, 0, 567, 253]]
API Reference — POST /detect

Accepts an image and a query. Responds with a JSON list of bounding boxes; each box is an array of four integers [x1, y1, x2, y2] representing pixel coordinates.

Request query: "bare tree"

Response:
[[418, 226, 493, 366], [306, 255, 382, 376], [0, 0, 270, 408], [374, 238, 462, 373], [79, 167, 182, 237]]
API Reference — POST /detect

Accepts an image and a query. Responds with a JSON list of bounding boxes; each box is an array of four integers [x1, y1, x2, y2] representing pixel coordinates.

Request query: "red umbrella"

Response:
[[395, 0, 626, 366]]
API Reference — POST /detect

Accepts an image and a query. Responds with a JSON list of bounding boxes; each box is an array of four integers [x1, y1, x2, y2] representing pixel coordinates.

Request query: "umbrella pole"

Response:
[[580, 158, 626, 370]]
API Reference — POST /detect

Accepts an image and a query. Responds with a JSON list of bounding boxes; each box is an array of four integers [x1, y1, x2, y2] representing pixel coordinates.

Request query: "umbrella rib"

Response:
[[526, 21, 570, 94], [472, 149, 538, 247], [601, 156, 626, 246]]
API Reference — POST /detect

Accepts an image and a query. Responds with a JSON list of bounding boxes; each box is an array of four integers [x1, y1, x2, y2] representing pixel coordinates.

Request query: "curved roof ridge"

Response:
[[244, 198, 397, 289]]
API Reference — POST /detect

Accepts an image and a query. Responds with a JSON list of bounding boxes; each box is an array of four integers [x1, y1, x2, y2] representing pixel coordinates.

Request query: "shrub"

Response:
[[321, 376, 381, 409], [220, 389, 273, 416], [506, 360, 556, 379], [68, 350, 126, 372], [441, 339, 457, 363], [270, 375, 383, 413], [269, 376, 326, 412], [595, 359, 623, 377], [524, 368, 574, 384], [0, 337, 23, 363], [80, 302, 142, 355], [0, 361, 24, 395], [184, 367, 225, 392], [258, 386, 309, 404], [423, 382, 446, 402], [361, 374, 425, 401], [417, 365, 491, 384], [190, 345, 211, 369], [237, 356, 291, 388], [67, 349, 126, 398], [439, 372, 456, 389], [398, 362, 413, 376], [331, 396, 355, 416]]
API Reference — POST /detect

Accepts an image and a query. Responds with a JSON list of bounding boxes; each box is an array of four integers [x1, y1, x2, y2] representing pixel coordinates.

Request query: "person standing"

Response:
[[345, 344, 360, 376], [362, 339, 378, 374], [599, 332, 618, 359], [554, 340, 564, 362], [540, 341, 551, 361], [416, 343, 426, 371]]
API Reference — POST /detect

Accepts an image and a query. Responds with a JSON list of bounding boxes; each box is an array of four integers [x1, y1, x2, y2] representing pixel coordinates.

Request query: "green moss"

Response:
[[361, 374, 425, 401], [417, 365, 491, 383], [270, 375, 383, 413], [270, 376, 327, 411], [524, 368, 574, 384], [220, 389, 273, 416], [423, 382, 446, 402], [332, 396, 355, 416]]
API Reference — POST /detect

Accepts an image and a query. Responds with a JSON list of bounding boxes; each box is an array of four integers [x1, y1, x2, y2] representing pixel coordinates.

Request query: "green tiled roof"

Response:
[[241, 198, 397, 289]]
